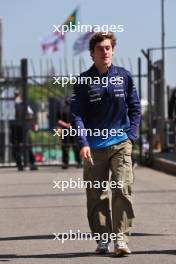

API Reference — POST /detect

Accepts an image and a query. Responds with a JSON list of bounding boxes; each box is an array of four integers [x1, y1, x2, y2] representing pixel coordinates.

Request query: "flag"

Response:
[[41, 8, 78, 54], [41, 32, 64, 53], [64, 8, 77, 30], [73, 30, 95, 55]]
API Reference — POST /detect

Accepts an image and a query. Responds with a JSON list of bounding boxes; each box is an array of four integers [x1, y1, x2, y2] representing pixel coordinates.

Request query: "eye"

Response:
[[97, 46, 103, 51]]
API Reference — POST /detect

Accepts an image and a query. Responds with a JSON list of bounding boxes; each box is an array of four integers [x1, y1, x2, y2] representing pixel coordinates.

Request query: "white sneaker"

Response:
[[114, 241, 131, 256], [95, 240, 109, 254]]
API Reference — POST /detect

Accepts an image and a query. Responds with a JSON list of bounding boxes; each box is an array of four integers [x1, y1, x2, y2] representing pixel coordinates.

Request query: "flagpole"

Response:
[[72, 57, 75, 76], [63, 32, 68, 97], [64, 33, 68, 76], [59, 58, 63, 76], [81, 57, 86, 71], [78, 5, 82, 74], [79, 56, 82, 73], [113, 57, 118, 66], [120, 58, 125, 68]]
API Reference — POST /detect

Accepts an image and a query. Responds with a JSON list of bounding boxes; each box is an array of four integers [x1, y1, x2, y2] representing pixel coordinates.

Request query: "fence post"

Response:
[[21, 58, 28, 167], [0, 18, 2, 78], [147, 49, 154, 164], [138, 57, 143, 164]]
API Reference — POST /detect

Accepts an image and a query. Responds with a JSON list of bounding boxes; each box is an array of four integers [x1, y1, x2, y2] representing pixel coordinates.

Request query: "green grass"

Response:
[[28, 81, 73, 102], [30, 130, 60, 145]]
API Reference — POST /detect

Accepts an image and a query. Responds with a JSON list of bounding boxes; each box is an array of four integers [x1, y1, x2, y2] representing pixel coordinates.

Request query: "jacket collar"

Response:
[[90, 63, 115, 77]]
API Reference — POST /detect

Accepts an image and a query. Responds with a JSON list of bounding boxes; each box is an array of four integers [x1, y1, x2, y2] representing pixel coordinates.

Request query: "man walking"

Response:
[[71, 32, 141, 256]]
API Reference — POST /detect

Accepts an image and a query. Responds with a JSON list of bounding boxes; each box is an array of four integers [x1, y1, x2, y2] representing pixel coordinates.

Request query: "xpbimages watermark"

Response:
[[53, 127, 124, 139], [53, 230, 123, 243], [53, 178, 123, 192], [53, 75, 124, 88], [53, 22, 124, 34]]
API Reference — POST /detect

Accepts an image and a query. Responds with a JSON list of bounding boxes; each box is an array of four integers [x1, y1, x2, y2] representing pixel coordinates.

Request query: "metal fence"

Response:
[[0, 59, 75, 167], [2, 57, 175, 168]]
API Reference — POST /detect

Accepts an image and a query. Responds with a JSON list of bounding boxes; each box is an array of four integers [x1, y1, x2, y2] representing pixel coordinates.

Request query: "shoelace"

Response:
[[116, 241, 126, 248], [99, 240, 109, 247]]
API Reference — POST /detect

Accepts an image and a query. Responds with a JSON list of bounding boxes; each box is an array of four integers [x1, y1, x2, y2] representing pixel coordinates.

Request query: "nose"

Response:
[[103, 48, 108, 55]]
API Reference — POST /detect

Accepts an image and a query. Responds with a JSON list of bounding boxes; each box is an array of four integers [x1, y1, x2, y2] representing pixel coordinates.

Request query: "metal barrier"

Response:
[[165, 119, 176, 152], [0, 59, 73, 167], [0, 58, 146, 168]]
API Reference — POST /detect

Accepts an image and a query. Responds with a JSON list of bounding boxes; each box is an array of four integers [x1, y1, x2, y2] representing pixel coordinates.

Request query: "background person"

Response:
[[10, 90, 38, 171], [57, 96, 81, 169]]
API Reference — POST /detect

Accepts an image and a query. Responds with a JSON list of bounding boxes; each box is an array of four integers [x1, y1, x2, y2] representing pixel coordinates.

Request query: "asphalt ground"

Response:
[[0, 166, 176, 263]]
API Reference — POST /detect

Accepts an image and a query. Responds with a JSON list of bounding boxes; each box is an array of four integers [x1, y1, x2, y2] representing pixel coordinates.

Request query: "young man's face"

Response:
[[91, 39, 114, 68]]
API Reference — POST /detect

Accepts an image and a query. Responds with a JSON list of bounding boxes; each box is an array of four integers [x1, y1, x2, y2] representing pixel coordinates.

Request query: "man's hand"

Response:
[[80, 146, 91, 161], [58, 120, 71, 129]]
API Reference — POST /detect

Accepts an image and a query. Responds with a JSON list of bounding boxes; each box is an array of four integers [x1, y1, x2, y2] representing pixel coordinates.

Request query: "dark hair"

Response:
[[14, 90, 20, 97], [89, 32, 116, 51]]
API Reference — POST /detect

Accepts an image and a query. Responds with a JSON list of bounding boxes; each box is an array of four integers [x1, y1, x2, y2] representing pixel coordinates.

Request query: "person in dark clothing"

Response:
[[168, 88, 176, 119], [58, 97, 81, 169], [10, 91, 38, 171]]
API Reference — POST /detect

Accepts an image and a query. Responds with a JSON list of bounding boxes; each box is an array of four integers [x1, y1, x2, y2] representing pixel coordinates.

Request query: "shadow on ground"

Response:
[[0, 249, 176, 261], [1, 232, 175, 241]]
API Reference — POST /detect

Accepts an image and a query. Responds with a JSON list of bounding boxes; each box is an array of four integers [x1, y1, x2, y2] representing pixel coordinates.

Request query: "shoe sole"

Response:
[[114, 248, 131, 256], [96, 250, 109, 254], [96, 247, 110, 254]]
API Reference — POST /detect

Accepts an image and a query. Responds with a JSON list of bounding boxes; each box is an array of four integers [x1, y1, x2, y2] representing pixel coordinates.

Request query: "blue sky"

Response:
[[0, 0, 176, 93]]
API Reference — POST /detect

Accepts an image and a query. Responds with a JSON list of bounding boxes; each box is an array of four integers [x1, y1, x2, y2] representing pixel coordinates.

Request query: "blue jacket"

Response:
[[71, 64, 141, 149]]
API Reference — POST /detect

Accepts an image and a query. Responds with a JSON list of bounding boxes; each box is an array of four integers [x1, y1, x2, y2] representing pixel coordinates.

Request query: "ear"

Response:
[[90, 50, 94, 60]]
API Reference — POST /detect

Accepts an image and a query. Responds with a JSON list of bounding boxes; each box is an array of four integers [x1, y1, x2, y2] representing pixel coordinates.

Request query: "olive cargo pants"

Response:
[[83, 139, 134, 243]]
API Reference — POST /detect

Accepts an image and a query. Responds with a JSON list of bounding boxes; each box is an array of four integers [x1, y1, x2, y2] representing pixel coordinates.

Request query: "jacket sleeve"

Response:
[[125, 71, 141, 143], [70, 79, 89, 149]]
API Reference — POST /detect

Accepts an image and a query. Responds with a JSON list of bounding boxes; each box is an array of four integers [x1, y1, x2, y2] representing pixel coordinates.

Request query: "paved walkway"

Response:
[[0, 166, 176, 263]]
